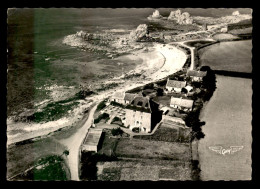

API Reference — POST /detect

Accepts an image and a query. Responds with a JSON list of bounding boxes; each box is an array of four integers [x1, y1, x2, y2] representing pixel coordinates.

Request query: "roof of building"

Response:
[[131, 96, 150, 108], [166, 79, 186, 88], [83, 129, 103, 146], [170, 97, 194, 108], [125, 96, 152, 113], [112, 91, 125, 100], [124, 93, 137, 102], [187, 70, 207, 77]]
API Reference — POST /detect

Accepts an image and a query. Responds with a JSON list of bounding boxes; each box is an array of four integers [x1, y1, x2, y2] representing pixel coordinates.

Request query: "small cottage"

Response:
[[186, 70, 207, 82], [165, 79, 187, 93], [111, 92, 138, 105], [170, 97, 194, 111], [111, 91, 125, 104], [124, 93, 138, 104]]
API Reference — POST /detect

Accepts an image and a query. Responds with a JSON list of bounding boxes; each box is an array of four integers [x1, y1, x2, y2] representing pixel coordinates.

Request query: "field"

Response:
[[198, 75, 252, 180], [199, 40, 252, 73], [115, 138, 190, 161], [134, 124, 191, 143], [212, 33, 240, 41], [80, 131, 192, 181], [7, 106, 92, 180], [7, 137, 67, 180], [13, 155, 68, 181], [97, 159, 191, 181]]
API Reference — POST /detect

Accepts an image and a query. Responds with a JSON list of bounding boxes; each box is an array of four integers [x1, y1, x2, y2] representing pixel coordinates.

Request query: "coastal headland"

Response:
[[7, 8, 252, 181]]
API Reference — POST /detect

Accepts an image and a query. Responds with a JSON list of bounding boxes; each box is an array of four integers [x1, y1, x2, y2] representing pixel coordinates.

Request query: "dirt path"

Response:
[[59, 103, 98, 181]]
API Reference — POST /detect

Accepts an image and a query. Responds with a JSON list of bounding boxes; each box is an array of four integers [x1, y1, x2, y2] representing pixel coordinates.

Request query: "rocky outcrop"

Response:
[[129, 24, 149, 41], [168, 9, 193, 25], [232, 11, 240, 16], [147, 9, 163, 20], [168, 9, 181, 20]]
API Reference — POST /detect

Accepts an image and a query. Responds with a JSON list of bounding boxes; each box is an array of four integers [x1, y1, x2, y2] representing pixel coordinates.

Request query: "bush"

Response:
[[110, 101, 124, 108], [156, 88, 164, 96], [143, 83, 154, 90], [191, 81, 201, 88], [96, 100, 107, 112], [181, 88, 188, 94], [32, 155, 67, 181], [63, 150, 69, 156], [132, 127, 140, 133], [111, 127, 123, 136], [94, 113, 110, 124]]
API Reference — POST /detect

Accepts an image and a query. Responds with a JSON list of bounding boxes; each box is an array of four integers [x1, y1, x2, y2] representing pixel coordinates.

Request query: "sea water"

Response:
[[7, 8, 252, 121]]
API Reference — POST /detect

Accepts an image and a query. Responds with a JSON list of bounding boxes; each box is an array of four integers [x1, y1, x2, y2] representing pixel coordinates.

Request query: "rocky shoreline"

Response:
[[7, 9, 252, 147]]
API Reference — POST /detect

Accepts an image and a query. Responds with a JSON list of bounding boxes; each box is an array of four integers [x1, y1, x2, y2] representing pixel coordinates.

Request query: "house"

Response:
[[170, 97, 194, 111], [125, 96, 159, 133], [111, 92, 138, 105], [111, 91, 125, 104], [124, 93, 138, 104], [81, 129, 103, 153], [186, 70, 207, 82], [165, 79, 186, 93]]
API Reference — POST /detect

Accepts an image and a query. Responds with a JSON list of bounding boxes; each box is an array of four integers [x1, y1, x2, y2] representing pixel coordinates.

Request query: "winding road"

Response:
[[58, 42, 191, 180], [60, 103, 98, 181]]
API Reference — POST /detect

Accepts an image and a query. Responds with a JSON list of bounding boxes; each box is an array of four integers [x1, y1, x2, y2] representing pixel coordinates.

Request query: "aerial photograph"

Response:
[[6, 8, 252, 181]]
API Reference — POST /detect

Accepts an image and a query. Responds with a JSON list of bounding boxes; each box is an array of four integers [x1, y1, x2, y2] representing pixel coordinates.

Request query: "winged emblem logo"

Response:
[[209, 146, 243, 155]]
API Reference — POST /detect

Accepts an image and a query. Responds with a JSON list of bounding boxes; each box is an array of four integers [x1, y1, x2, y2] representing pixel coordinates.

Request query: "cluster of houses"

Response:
[[108, 69, 207, 133], [82, 69, 207, 153], [165, 69, 207, 110]]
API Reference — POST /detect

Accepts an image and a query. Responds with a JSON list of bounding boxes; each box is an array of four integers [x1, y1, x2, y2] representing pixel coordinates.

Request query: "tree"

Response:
[[181, 87, 188, 94], [111, 127, 123, 136], [156, 88, 164, 96], [191, 81, 201, 88], [62, 150, 69, 156]]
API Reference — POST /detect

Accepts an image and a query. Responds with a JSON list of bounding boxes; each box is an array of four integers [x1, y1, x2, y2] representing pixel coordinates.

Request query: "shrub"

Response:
[[132, 127, 140, 133], [110, 101, 124, 108], [181, 88, 188, 94], [143, 83, 154, 90], [94, 113, 110, 124], [191, 81, 201, 88], [111, 116, 121, 123], [156, 88, 164, 96], [63, 150, 69, 156], [96, 100, 107, 112], [111, 127, 123, 136]]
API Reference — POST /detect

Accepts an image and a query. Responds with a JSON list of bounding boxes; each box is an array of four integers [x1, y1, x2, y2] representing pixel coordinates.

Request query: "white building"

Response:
[[170, 97, 194, 111], [186, 70, 207, 82], [81, 129, 103, 153], [165, 79, 187, 93]]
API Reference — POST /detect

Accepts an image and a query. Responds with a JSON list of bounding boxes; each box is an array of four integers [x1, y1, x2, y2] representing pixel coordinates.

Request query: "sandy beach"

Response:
[[7, 43, 187, 146]]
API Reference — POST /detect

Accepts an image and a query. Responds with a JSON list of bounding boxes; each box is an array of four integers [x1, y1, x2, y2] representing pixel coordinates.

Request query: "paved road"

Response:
[[60, 103, 98, 181]]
